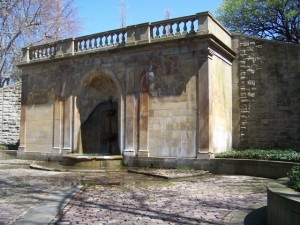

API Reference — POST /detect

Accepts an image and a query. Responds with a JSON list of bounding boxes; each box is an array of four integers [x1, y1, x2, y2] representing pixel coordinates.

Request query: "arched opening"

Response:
[[81, 99, 120, 155], [77, 71, 122, 155]]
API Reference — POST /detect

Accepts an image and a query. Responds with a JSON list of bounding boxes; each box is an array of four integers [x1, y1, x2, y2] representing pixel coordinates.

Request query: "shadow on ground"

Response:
[[244, 206, 267, 225]]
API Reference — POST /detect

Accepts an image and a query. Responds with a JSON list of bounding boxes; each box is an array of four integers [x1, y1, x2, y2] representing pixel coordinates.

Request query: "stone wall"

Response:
[[232, 35, 300, 150], [0, 82, 21, 145]]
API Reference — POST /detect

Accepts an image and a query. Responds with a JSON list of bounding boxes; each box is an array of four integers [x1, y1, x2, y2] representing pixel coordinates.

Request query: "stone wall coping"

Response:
[[268, 177, 300, 202], [232, 32, 300, 47]]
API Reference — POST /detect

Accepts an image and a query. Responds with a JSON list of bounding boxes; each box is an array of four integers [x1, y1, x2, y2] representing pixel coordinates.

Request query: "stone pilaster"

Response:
[[196, 50, 214, 159], [137, 92, 149, 157], [123, 94, 138, 156]]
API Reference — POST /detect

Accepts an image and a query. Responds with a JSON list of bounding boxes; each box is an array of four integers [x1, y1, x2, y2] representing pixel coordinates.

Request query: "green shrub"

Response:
[[0, 142, 19, 150], [0, 144, 8, 150], [215, 149, 300, 162], [287, 166, 300, 192]]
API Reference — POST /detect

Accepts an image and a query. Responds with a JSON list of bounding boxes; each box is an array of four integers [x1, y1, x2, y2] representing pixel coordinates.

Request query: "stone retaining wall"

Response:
[[232, 35, 300, 150], [267, 178, 300, 225], [0, 82, 21, 145]]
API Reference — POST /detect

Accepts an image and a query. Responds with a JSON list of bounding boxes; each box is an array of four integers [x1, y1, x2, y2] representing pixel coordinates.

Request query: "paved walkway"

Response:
[[0, 160, 272, 225]]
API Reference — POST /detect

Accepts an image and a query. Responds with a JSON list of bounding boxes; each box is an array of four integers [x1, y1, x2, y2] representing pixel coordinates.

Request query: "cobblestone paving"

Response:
[[0, 160, 86, 225], [0, 160, 272, 225], [57, 175, 272, 225]]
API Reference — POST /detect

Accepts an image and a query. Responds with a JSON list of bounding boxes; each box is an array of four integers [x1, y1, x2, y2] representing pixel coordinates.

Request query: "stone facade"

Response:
[[17, 12, 234, 159], [232, 35, 300, 150], [15, 12, 300, 161], [0, 82, 21, 145]]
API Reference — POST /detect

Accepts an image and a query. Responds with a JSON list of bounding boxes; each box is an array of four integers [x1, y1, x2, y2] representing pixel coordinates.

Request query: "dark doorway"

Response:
[[81, 100, 120, 155]]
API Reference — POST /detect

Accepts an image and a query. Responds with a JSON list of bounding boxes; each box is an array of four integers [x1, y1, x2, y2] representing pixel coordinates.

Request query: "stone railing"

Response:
[[151, 15, 197, 39], [75, 28, 127, 52], [21, 12, 231, 63]]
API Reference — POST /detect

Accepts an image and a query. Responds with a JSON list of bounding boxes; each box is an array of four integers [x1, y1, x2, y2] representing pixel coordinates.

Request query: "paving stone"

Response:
[[0, 160, 272, 225]]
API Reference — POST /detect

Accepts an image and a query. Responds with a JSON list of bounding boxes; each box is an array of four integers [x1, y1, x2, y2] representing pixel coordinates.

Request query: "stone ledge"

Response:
[[0, 150, 17, 160], [210, 158, 300, 179], [267, 178, 300, 225], [124, 156, 300, 179], [123, 156, 210, 170]]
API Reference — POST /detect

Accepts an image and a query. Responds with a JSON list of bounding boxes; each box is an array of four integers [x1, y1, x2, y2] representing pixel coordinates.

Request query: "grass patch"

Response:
[[215, 149, 300, 162], [288, 166, 300, 192], [176, 165, 195, 171]]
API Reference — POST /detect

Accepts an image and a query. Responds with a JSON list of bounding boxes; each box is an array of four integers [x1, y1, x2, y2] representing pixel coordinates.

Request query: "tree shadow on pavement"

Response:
[[244, 206, 267, 225]]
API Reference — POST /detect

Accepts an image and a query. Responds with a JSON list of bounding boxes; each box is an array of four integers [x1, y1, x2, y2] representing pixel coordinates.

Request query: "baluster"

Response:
[[52, 46, 55, 55], [83, 40, 87, 50], [122, 31, 126, 44], [116, 33, 120, 45], [110, 34, 114, 45], [175, 22, 181, 35], [155, 26, 160, 38], [190, 18, 196, 34], [169, 23, 174, 36], [94, 37, 98, 48], [89, 38, 93, 49], [162, 24, 167, 38], [99, 36, 103, 47], [74, 42, 77, 52], [183, 21, 188, 35], [78, 41, 82, 51], [105, 35, 108, 46]]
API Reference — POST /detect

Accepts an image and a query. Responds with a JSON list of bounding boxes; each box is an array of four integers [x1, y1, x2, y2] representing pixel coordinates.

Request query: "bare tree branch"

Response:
[[0, 0, 81, 83]]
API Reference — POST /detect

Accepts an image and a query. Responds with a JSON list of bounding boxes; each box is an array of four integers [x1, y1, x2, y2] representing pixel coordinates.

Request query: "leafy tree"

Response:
[[216, 0, 300, 43], [0, 0, 80, 85]]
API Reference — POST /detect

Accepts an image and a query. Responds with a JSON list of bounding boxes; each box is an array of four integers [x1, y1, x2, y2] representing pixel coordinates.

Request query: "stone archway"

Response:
[[76, 70, 122, 155]]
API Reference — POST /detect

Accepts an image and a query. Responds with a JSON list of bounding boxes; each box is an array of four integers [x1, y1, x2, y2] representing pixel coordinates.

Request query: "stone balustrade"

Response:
[[151, 15, 197, 39], [21, 12, 231, 63], [75, 28, 127, 52]]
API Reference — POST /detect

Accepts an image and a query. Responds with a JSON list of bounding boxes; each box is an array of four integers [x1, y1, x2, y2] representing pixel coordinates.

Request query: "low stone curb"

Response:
[[29, 163, 122, 173], [128, 168, 209, 179]]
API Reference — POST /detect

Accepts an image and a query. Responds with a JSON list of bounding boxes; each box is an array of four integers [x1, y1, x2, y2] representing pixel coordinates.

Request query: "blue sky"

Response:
[[75, 0, 223, 36]]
